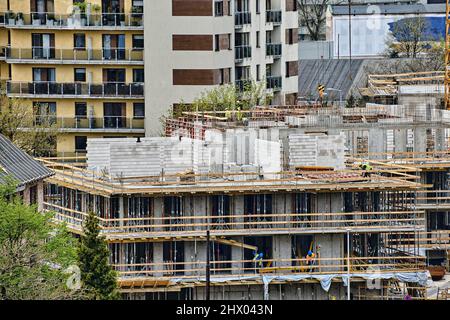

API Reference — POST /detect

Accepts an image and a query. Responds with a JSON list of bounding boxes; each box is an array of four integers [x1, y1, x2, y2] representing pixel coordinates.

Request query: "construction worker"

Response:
[[305, 250, 316, 266], [253, 251, 264, 268], [359, 162, 373, 178]]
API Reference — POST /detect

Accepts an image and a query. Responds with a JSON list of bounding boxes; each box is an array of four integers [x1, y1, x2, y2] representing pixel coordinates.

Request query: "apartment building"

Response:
[[144, 0, 299, 135], [1, 0, 145, 156]]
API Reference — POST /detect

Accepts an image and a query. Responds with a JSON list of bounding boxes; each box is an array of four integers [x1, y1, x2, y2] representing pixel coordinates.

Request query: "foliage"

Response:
[[77, 211, 119, 300], [385, 16, 430, 59], [0, 179, 84, 300], [0, 90, 58, 157], [171, 79, 271, 118]]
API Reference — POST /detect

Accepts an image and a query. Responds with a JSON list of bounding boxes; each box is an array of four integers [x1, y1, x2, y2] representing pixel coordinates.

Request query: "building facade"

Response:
[[145, 0, 298, 136], [1, 0, 300, 151], [1, 0, 145, 156]]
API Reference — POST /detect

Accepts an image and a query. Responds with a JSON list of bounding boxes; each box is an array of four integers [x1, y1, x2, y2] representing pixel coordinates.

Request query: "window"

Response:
[[75, 136, 87, 152], [133, 102, 145, 119], [74, 34, 86, 50], [214, 0, 224, 16], [75, 102, 87, 118], [256, 64, 260, 81], [215, 35, 220, 52], [133, 69, 144, 83], [256, 31, 260, 48], [256, 0, 260, 13], [74, 68, 86, 82], [33, 68, 55, 81], [132, 34, 144, 50]]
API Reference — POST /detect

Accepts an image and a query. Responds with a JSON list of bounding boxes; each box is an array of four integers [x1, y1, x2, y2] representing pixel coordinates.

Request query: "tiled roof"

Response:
[[0, 134, 53, 187]]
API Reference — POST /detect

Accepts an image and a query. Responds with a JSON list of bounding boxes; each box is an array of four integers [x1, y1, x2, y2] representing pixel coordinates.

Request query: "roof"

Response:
[[330, 3, 446, 16], [298, 59, 364, 100], [0, 134, 53, 187]]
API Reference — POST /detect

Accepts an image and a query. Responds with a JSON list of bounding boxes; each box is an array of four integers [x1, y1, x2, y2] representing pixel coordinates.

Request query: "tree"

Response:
[[0, 179, 84, 300], [77, 211, 119, 300], [0, 89, 58, 157], [385, 16, 429, 59], [297, 0, 330, 41]]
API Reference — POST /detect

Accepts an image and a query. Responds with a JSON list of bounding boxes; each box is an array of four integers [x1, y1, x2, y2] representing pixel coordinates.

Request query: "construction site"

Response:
[[31, 69, 450, 300]]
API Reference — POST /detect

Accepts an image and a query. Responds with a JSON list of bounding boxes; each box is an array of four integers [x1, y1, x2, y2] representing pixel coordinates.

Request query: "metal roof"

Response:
[[0, 134, 53, 187], [330, 3, 446, 16], [298, 59, 364, 101]]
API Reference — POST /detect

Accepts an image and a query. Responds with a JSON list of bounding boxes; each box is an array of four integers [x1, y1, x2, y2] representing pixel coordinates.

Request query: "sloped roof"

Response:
[[298, 59, 364, 100], [0, 134, 53, 187]]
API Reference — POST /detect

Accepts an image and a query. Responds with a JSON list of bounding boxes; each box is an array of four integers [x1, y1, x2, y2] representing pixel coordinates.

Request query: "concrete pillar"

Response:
[[272, 235, 291, 268], [233, 195, 245, 230], [231, 236, 244, 275], [435, 128, 446, 151], [314, 234, 344, 273], [368, 128, 386, 159], [394, 128, 407, 154], [153, 242, 164, 277], [153, 197, 163, 232], [414, 128, 427, 155]]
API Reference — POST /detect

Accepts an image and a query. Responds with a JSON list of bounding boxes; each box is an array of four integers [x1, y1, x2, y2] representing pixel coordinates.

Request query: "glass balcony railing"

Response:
[[7, 81, 144, 98], [266, 43, 282, 58], [266, 76, 282, 91], [235, 45, 251, 61], [235, 12, 251, 26], [2, 12, 143, 28], [3, 47, 143, 62], [34, 115, 144, 130], [266, 10, 282, 24]]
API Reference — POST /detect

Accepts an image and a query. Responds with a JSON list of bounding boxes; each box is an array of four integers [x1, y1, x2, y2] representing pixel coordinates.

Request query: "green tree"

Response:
[[0, 179, 83, 300], [77, 211, 119, 300]]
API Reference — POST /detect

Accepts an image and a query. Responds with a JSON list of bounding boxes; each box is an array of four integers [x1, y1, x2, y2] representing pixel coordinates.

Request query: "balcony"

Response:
[[235, 45, 251, 62], [235, 12, 251, 27], [3, 47, 144, 65], [7, 81, 144, 99], [266, 10, 282, 25], [267, 76, 282, 91], [266, 43, 282, 58], [34, 116, 144, 132], [2, 12, 143, 29]]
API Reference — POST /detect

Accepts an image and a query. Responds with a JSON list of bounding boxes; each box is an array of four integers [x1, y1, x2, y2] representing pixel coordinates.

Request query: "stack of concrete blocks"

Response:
[[87, 138, 145, 176], [288, 133, 346, 170]]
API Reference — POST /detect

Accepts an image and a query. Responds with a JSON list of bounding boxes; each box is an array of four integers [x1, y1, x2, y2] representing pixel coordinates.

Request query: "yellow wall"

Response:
[[57, 131, 142, 154], [9, 29, 141, 51]]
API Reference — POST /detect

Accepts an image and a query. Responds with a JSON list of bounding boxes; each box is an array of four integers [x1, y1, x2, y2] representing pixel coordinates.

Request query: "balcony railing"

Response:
[[4, 47, 143, 62], [235, 45, 251, 61], [266, 10, 282, 24], [267, 76, 282, 91], [34, 116, 144, 130], [235, 11, 251, 26], [266, 43, 282, 58], [7, 81, 144, 98], [3, 12, 143, 28]]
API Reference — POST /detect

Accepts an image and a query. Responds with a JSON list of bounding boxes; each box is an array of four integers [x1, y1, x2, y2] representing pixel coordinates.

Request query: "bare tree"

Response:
[[297, 0, 330, 41], [0, 89, 58, 157]]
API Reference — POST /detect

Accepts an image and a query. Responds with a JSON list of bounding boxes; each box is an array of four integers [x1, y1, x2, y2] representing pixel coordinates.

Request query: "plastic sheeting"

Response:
[[168, 271, 430, 300]]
